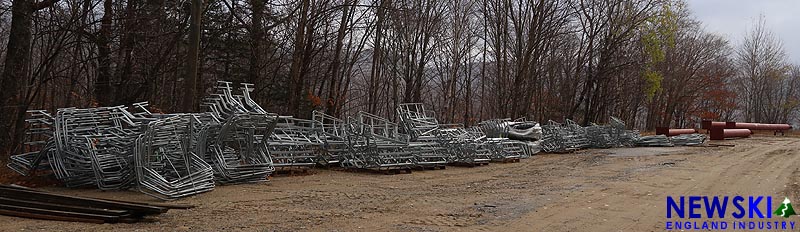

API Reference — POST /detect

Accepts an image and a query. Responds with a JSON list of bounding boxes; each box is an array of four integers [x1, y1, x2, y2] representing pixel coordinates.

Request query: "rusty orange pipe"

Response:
[[701, 120, 726, 129], [656, 127, 697, 136], [726, 122, 791, 131], [710, 128, 751, 140]]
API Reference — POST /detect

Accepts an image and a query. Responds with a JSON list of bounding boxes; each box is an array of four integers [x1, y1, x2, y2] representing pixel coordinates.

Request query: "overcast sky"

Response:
[[687, 0, 800, 63]]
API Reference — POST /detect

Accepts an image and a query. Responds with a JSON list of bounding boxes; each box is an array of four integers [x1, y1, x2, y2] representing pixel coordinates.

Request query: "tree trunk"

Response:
[[288, 0, 310, 116], [367, 0, 387, 113], [326, 0, 351, 116], [0, 0, 59, 153], [464, 58, 473, 127], [114, 0, 138, 105], [0, 0, 34, 152], [182, 0, 203, 112], [95, 0, 113, 105], [248, 0, 264, 85]]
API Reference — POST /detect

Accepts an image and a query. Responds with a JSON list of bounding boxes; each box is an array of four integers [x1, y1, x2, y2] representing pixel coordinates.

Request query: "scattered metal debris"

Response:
[[669, 133, 706, 146], [635, 135, 674, 147]]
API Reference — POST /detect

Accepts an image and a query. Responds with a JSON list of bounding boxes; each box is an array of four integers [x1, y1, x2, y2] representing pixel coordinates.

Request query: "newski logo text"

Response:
[[666, 196, 797, 230]]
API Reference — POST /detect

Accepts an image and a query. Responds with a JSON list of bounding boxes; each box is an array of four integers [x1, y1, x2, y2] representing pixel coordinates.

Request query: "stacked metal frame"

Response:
[[406, 141, 449, 167], [342, 111, 416, 170], [497, 140, 535, 159], [267, 116, 321, 169], [8, 110, 55, 176], [610, 117, 639, 147], [396, 103, 456, 165], [134, 115, 215, 200], [397, 103, 488, 165], [197, 113, 278, 184], [311, 110, 349, 166], [199, 81, 287, 180], [466, 126, 515, 161], [51, 106, 140, 189], [522, 140, 542, 157], [203, 81, 253, 119], [202, 81, 272, 120], [121, 102, 157, 121], [563, 119, 591, 149], [585, 124, 618, 148], [396, 103, 441, 141], [9, 79, 703, 201], [541, 120, 572, 153], [436, 127, 491, 165], [475, 119, 511, 160], [542, 117, 643, 153]]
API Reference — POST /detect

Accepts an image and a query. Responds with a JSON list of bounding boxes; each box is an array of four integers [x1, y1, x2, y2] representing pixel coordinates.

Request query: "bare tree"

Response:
[[0, 0, 60, 152], [735, 16, 792, 123], [2, 0, 800, 157]]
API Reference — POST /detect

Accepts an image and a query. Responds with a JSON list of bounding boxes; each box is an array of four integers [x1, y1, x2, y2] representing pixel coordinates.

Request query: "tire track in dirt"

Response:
[[503, 138, 800, 231]]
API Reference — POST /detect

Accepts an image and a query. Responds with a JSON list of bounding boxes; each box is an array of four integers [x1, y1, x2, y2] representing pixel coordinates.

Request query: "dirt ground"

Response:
[[3, 135, 800, 231]]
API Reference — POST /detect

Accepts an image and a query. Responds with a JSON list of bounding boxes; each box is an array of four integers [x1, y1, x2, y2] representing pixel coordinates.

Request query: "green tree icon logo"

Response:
[[774, 197, 797, 218]]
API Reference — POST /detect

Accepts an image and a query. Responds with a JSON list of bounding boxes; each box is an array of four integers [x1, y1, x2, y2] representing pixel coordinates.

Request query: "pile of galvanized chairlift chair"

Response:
[[7, 81, 704, 200]]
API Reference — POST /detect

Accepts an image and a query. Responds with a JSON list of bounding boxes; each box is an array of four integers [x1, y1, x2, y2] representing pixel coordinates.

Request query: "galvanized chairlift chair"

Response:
[[564, 119, 591, 150], [438, 126, 492, 164], [311, 110, 349, 166], [204, 81, 320, 170], [610, 116, 640, 147], [342, 111, 416, 170], [134, 115, 215, 200], [8, 110, 55, 176], [197, 113, 278, 184], [396, 103, 455, 166], [585, 122, 618, 149], [396, 103, 441, 142], [583, 116, 641, 149], [52, 106, 141, 189], [398, 103, 488, 165], [541, 120, 571, 153], [199, 81, 282, 183], [267, 116, 322, 169], [202, 81, 251, 119]]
